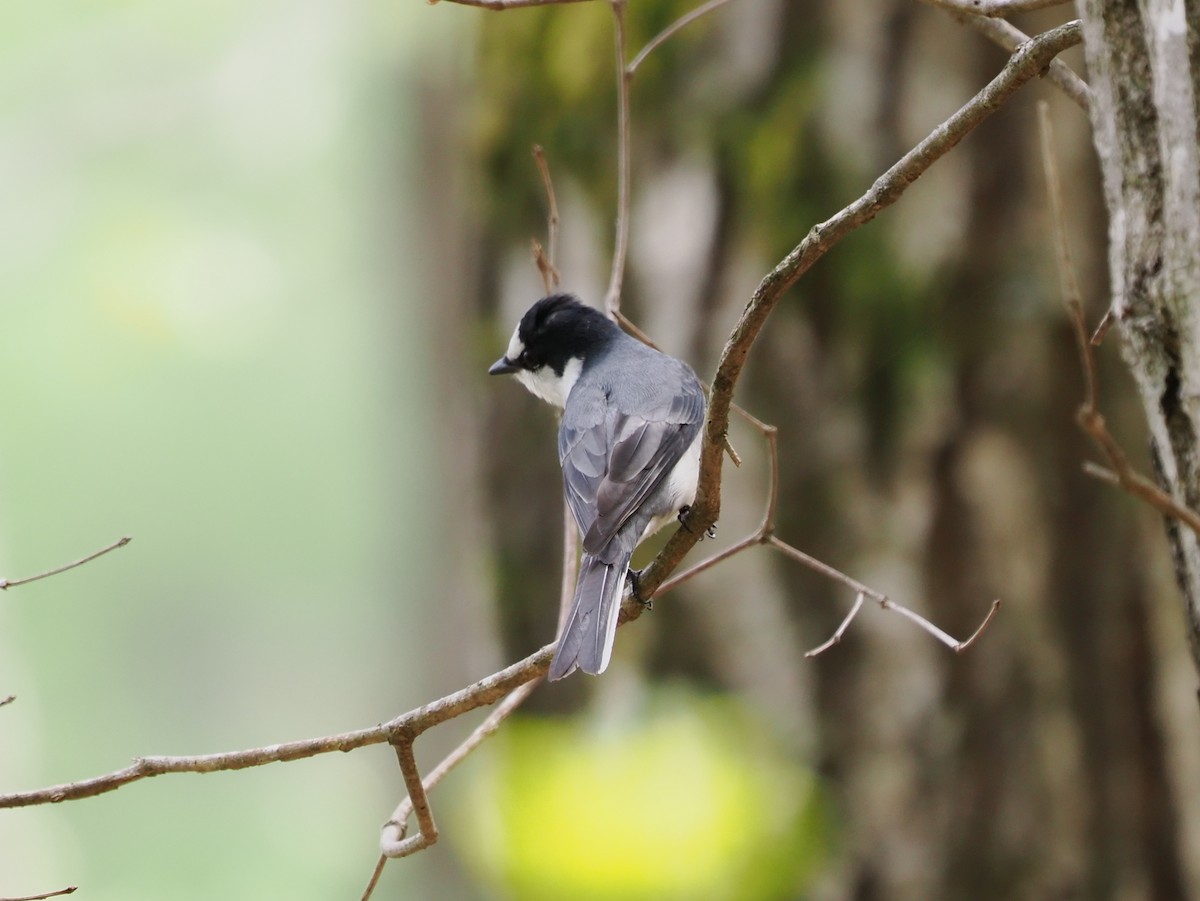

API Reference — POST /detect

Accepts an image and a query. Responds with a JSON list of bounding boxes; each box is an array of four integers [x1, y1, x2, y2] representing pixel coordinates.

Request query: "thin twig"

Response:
[[0, 537, 131, 591], [1077, 400, 1200, 534], [0, 889, 77, 901], [626, 0, 736, 75], [1090, 309, 1113, 346], [0, 695, 14, 710], [360, 858, 387, 901], [769, 537, 1001, 652], [1082, 461, 1119, 485], [760, 426, 779, 535], [918, 0, 1072, 16], [1037, 101, 1094, 409], [437, 0, 595, 8], [532, 144, 561, 291], [603, 0, 631, 317], [805, 592, 865, 657], [653, 422, 999, 654], [652, 534, 759, 598]]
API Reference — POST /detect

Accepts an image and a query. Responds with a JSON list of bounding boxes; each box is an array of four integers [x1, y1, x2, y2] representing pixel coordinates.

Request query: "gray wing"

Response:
[[559, 365, 705, 563]]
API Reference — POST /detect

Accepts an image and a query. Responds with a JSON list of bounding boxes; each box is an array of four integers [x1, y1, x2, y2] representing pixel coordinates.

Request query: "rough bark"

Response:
[[1077, 0, 1200, 672]]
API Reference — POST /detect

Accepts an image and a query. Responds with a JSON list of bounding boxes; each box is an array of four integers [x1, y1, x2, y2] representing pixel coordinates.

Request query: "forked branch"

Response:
[[650, 416, 1000, 655]]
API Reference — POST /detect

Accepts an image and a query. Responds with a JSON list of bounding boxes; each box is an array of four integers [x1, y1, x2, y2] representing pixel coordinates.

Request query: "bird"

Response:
[[489, 293, 706, 681]]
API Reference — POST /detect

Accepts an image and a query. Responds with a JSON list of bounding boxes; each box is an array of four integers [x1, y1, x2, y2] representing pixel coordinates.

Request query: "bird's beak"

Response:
[[489, 356, 519, 375]]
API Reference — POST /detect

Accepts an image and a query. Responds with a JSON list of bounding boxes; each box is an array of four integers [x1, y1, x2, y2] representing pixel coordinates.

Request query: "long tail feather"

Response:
[[547, 551, 632, 681]]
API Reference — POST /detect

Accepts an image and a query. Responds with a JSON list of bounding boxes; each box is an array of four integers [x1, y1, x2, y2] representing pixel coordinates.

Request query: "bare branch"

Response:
[[0, 889, 77, 901], [360, 858, 387, 901], [0, 536, 131, 592], [602, 0, 631, 316], [435, 0, 595, 9], [1077, 402, 1200, 534], [648, 407, 995, 657], [363, 682, 541, 898], [380, 680, 538, 854], [767, 536, 1000, 652], [652, 533, 759, 598], [951, 599, 1003, 652], [950, 12, 1090, 112], [917, 0, 1072, 17], [1037, 101, 1093, 410], [805, 592, 865, 658], [532, 144, 561, 292], [383, 738, 438, 859], [0, 645, 553, 809], [1082, 461, 1119, 485], [627, 0, 736, 76]]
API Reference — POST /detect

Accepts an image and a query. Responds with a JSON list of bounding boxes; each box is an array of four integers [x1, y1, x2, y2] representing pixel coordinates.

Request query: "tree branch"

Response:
[[531, 144, 561, 293], [602, 0, 631, 316], [633, 20, 1084, 603], [384, 737, 438, 858], [0, 537, 131, 591], [626, 0, 736, 76], [946, 11, 1090, 112], [0, 889, 77, 901], [0, 645, 553, 809], [434, 0, 595, 8], [917, 0, 1071, 16]]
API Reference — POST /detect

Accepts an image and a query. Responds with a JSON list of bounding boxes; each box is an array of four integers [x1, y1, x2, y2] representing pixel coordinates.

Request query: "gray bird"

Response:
[[489, 294, 706, 680]]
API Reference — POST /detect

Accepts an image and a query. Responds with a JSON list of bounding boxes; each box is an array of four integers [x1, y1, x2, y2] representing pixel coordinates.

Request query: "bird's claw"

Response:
[[627, 568, 652, 610], [677, 505, 717, 541]]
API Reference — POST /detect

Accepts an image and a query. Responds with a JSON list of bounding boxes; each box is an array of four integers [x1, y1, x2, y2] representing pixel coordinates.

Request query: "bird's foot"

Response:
[[627, 568, 652, 610], [677, 506, 718, 540]]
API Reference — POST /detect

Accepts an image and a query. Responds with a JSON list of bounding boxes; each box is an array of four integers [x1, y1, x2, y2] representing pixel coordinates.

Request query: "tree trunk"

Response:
[[1077, 0, 1200, 673]]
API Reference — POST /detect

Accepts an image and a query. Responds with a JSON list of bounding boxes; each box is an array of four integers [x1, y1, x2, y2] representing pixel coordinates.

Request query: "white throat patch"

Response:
[[516, 356, 582, 409]]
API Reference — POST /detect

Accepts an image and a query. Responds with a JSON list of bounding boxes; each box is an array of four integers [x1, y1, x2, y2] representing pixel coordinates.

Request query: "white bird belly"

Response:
[[643, 429, 703, 540]]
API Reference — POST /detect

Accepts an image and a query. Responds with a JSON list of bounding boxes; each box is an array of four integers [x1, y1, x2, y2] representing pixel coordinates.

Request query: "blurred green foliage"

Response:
[[449, 690, 830, 901]]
